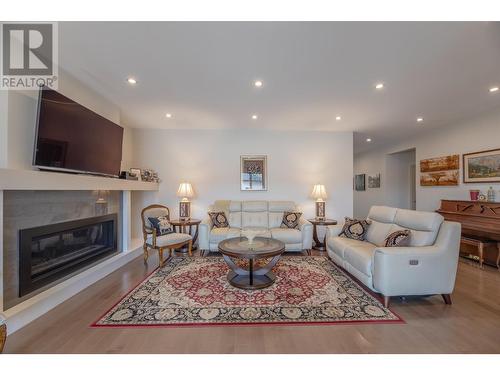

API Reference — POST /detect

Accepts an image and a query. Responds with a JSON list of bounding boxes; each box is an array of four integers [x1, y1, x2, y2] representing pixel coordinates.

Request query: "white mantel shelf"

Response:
[[0, 168, 159, 191]]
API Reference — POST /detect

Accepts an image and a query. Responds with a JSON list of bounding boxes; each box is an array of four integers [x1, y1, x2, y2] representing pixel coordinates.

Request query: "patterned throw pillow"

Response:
[[384, 230, 411, 247], [339, 217, 371, 241], [148, 216, 173, 236], [280, 211, 302, 229], [208, 211, 229, 228]]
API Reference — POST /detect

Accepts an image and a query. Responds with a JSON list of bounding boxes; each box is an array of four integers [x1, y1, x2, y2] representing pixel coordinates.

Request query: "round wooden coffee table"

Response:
[[218, 237, 285, 290]]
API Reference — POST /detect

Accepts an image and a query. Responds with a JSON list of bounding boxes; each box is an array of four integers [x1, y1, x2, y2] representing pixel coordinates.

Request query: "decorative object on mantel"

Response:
[[470, 189, 480, 201], [354, 174, 365, 191], [368, 173, 381, 188], [177, 182, 194, 221], [463, 148, 500, 183], [119, 171, 138, 180], [142, 169, 160, 183], [478, 193, 487, 202], [420, 154, 459, 186], [0, 313, 6, 353], [311, 184, 327, 220], [240, 155, 267, 191], [129, 168, 142, 181]]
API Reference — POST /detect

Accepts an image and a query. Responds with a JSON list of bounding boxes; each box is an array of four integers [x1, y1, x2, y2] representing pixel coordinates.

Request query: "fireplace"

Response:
[[18, 214, 118, 297]]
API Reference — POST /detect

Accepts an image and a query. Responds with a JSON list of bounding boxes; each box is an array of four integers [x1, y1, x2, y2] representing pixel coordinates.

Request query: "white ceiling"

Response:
[[58, 22, 500, 153]]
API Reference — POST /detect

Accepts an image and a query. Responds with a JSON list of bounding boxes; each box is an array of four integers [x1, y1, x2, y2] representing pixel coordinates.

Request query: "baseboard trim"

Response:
[[3, 246, 143, 335]]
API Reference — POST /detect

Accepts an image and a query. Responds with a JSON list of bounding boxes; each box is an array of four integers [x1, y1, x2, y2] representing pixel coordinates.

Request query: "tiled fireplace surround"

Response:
[[3, 190, 121, 309]]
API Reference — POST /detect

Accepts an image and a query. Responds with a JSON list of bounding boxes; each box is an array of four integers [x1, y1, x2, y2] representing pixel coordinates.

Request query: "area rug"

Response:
[[92, 256, 403, 327]]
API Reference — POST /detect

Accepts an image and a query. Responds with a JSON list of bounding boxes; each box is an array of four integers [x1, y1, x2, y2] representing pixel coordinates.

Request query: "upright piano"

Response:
[[437, 199, 500, 268]]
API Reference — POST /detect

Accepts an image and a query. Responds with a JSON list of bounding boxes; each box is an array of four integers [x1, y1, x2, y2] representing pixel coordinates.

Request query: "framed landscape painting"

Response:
[[420, 154, 459, 172], [463, 149, 500, 183], [240, 155, 267, 191]]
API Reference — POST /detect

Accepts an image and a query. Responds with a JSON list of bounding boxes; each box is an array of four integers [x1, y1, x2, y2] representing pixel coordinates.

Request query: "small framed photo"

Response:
[[240, 155, 267, 191], [129, 168, 142, 181], [354, 174, 366, 191]]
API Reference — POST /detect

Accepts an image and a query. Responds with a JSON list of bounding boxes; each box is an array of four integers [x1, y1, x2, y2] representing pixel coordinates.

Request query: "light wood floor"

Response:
[[4, 250, 500, 354]]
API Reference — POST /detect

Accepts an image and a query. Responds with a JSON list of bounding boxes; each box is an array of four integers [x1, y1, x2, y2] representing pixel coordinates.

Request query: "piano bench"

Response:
[[460, 236, 500, 269]]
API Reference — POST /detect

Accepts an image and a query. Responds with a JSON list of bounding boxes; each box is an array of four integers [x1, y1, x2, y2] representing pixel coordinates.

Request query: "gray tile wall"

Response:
[[3, 190, 121, 309]]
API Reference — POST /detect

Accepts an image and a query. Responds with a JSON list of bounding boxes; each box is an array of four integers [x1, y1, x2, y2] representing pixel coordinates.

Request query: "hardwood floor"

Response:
[[4, 250, 500, 353]]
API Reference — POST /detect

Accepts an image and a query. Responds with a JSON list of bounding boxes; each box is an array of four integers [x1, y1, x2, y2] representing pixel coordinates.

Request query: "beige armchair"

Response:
[[141, 204, 193, 267]]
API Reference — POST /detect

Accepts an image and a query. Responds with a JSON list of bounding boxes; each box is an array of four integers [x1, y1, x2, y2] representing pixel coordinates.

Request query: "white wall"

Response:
[[1, 68, 132, 171], [130, 129, 353, 239], [354, 107, 500, 218]]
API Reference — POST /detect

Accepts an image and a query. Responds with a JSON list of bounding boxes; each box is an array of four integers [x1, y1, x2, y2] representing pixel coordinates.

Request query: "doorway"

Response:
[[385, 148, 417, 210]]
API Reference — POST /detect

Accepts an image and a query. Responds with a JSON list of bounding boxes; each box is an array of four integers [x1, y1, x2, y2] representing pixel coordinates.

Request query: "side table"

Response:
[[170, 219, 201, 253], [308, 219, 338, 251]]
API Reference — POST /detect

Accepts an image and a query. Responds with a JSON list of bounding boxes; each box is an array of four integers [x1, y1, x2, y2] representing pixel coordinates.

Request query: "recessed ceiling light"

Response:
[[366, 138, 372, 142], [489, 86, 499, 93], [375, 83, 384, 90], [335, 116, 342, 121], [254, 80, 263, 88], [165, 113, 172, 118], [417, 117, 424, 122], [127, 77, 137, 85], [252, 114, 258, 120]]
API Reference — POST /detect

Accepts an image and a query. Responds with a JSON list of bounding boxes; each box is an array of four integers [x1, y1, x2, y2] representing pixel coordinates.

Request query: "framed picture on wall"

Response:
[[354, 174, 366, 191], [463, 148, 500, 183], [240, 155, 267, 191]]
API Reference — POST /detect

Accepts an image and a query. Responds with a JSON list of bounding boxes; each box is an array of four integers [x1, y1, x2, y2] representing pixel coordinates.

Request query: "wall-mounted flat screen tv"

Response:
[[33, 86, 124, 177]]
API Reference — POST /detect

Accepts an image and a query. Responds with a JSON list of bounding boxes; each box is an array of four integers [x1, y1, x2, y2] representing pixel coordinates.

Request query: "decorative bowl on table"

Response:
[[241, 229, 264, 246]]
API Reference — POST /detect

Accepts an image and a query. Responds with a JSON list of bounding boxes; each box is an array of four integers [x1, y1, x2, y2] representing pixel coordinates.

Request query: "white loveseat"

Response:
[[199, 200, 313, 253], [326, 206, 461, 307]]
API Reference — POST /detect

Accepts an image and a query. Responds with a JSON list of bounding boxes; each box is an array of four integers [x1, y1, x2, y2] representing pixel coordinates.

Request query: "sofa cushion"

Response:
[[384, 229, 411, 247], [340, 217, 371, 241], [242, 201, 268, 212], [280, 211, 302, 229], [242, 211, 269, 228], [328, 236, 368, 258], [208, 211, 229, 228], [268, 201, 296, 212], [228, 212, 242, 228], [147, 232, 191, 247], [392, 209, 444, 246], [243, 227, 272, 238], [367, 206, 398, 223], [209, 227, 241, 243], [344, 241, 377, 277], [365, 221, 393, 246], [271, 228, 302, 244]]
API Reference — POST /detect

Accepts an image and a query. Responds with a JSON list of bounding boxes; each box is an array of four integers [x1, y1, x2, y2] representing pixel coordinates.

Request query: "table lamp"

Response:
[[311, 184, 327, 221], [177, 182, 194, 220]]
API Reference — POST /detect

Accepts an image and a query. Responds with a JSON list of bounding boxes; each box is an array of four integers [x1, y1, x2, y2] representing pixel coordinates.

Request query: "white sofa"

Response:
[[326, 206, 461, 307], [199, 200, 313, 253]]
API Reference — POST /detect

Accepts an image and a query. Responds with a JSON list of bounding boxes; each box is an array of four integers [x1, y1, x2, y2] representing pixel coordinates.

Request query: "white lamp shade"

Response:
[[311, 184, 327, 200], [177, 182, 194, 199]]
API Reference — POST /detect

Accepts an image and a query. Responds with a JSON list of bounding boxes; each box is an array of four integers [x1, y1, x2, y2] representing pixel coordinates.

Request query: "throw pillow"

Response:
[[384, 229, 411, 247], [148, 216, 173, 236], [280, 211, 302, 229], [208, 211, 229, 228], [340, 217, 371, 241]]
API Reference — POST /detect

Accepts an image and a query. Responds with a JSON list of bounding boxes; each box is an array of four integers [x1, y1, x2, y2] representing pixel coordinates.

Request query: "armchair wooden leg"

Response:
[[188, 240, 193, 256], [383, 295, 390, 308], [442, 294, 452, 305], [143, 244, 149, 265], [158, 248, 165, 267]]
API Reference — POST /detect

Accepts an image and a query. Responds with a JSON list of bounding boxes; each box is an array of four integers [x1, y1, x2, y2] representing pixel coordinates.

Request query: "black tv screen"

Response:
[[33, 86, 124, 177]]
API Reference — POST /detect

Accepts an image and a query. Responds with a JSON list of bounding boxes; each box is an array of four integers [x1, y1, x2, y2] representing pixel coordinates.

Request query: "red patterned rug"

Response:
[[92, 256, 403, 327]]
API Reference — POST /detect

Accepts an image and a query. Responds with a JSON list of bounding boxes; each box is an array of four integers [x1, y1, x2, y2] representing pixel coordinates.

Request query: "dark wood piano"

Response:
[[437, 200, 500, 268]]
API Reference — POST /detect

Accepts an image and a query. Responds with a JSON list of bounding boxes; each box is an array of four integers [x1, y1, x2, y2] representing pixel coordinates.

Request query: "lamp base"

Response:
[[315, 201, 325, 221], [179, 201, 191, 221]]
